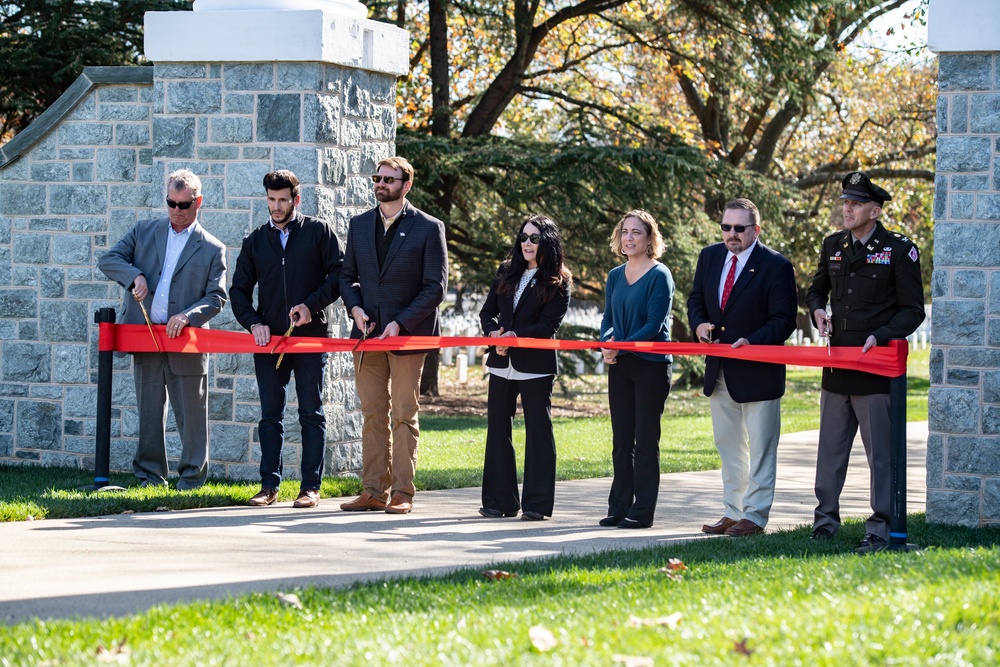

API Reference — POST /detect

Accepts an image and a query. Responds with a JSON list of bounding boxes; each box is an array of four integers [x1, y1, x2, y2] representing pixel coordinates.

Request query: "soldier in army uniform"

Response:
[[806, 171, 925, 554]]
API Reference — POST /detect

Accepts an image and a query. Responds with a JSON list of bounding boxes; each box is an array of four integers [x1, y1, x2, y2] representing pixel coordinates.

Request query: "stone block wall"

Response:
[[0, 61, 398, 481], [928, 52, 1000, 527]]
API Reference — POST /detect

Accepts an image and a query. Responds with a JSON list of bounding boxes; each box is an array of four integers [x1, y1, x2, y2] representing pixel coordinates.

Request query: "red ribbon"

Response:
[[101, 324, 908, 378]]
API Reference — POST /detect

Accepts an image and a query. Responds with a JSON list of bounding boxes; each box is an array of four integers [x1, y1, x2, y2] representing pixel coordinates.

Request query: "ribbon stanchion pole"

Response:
[[888, 339, 918, 551], [78, 310, 126, 493]]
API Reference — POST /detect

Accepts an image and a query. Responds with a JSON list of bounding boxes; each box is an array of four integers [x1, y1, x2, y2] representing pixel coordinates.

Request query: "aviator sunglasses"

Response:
[[371, 175, 409, 184], [518, 232, 541, 243], [720, 223, 750, 233], [166, 198, 196, 210]]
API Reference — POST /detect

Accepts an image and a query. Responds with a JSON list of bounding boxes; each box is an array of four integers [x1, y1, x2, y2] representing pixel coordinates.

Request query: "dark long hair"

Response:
[[495, 214, 572, 303]]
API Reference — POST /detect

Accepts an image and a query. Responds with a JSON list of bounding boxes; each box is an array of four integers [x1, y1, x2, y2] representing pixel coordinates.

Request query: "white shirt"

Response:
[[717, 240, 758, 307], [150, 223, 195, 323]]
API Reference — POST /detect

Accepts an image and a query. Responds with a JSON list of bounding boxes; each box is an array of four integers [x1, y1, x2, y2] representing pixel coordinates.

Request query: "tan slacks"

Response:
[[353, 350, 426, 500]]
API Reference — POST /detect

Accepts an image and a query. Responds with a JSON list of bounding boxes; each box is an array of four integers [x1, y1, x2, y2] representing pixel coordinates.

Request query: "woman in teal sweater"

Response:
[[599, 210, 674, 528]]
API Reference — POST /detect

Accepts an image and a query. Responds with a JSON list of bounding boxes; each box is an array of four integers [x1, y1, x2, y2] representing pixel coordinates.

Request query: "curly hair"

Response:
[[495, 214, 572, 303]]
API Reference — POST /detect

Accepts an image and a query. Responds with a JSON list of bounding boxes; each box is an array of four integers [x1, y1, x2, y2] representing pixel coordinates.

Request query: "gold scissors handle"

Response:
[[352, 328, 368, 371], [133, 291, 161, 352], [272, 322, 296, 369]]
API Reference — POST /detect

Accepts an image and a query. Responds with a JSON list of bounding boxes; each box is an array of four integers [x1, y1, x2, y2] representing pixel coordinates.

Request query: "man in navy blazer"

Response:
[[98, 169, 227, 490], [687, 198, 797, 537], [339, 156, 448, 515]]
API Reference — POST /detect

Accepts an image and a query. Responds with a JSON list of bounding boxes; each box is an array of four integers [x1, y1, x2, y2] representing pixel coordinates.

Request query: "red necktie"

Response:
[[720, 256, 737, 310]]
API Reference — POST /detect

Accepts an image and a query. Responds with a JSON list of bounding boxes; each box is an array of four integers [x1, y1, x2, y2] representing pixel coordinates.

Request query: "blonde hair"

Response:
[[610, 209, 664, 259]]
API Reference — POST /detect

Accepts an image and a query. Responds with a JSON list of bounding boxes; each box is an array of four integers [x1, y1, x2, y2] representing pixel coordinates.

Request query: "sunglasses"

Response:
[[518, 233, 541, 244], [371, 175, 408, 184], [166, 198, 196, 210], [720, 224, 750, 233]]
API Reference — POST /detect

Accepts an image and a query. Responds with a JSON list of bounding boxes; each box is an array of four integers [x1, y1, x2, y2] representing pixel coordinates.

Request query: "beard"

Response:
[[375, 187, 403, 203], [271, 207, 294, 225]]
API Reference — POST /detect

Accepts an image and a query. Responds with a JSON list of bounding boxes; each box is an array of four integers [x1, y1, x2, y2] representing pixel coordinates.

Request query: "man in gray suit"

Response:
[[99, 169, 228, 490], [339, 156, 448, 514]]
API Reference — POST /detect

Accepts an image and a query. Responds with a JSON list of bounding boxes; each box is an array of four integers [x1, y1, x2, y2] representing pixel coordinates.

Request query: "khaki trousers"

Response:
[[353, 351, 426, 500], [709, 368, 781, 527]]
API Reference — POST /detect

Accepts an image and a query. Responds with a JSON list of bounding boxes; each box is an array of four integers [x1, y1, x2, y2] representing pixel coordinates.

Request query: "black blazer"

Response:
[[339, 202, 448, 352], [686, 241, 797, 403], [480, 268, 571, 375]]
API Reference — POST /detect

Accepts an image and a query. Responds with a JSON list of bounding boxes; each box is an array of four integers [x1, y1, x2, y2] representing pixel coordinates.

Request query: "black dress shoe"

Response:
[[599, 515, 624, 527], [618, 517, 651, 529], [479, 507, 518, 518], [521, 511, 545, 521], [811, 526, 835, 540], [857, 533, 889, 554]]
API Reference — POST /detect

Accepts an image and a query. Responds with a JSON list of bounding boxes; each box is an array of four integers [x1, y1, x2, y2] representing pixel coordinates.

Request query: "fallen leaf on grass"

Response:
[[573, 456, 587, 461], [482, 569, 518, 581], [155, 506, 171, 512], [613, 654, 654, 667], [657, 558, 688, 580], [628, 612, 682, 629], [25, 516, 34, 521], [95, 637, 130, 663], [119, 510, 135, 514], [276, 592, 303, 609], [733, 638, 754, 656], [529, 625, 557, 652]]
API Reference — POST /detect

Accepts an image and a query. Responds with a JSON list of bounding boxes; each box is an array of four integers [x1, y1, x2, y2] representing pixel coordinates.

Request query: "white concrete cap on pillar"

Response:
[[928, 0, 1000, 53], [145, 0, 408, 76], [194, 0, 365, 15]]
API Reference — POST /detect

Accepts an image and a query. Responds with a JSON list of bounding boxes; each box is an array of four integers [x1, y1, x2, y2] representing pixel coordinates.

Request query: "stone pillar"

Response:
[[927, 0, 1000, 527], [0, 1, 408, 481]]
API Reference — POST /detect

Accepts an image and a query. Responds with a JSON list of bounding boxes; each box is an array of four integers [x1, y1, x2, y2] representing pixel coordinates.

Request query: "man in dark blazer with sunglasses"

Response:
[[99, 169, 227, 490], [339, 156, 448, 515], [687, 198, 797, 538]]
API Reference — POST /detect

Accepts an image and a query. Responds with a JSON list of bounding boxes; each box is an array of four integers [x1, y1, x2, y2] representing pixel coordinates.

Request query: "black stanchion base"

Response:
[[76, 484, 128, 493]]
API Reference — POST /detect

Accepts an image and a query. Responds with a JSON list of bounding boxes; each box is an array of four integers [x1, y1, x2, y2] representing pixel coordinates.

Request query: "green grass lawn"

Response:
[[2, 516, 997, 666], [0, 348, 930, 522], [2, 346, 978, 665]]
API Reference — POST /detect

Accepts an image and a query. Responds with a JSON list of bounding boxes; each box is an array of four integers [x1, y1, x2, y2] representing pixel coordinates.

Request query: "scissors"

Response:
[[352, 327, 368, 372], [133, 290, 161, 352], [825, 306, 833, 356], [272, 313, 300, 369]]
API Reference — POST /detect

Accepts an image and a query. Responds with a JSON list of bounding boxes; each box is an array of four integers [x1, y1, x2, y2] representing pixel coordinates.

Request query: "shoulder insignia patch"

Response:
[[891, 232, 911, 243], [908, 246, 919, 262]]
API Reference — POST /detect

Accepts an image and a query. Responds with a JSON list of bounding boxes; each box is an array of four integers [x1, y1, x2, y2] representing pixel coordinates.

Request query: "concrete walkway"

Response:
[[0, 423, 928, 624]]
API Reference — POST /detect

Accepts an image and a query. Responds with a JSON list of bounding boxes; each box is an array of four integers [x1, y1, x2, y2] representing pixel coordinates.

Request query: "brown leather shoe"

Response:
[[340, 491, 387, 511], [293, 489, 320, 508], [701, 517, 738, 534], [385, 492, 413, 514], [247, 487, 278, 507], [725, 518, 765, 537]]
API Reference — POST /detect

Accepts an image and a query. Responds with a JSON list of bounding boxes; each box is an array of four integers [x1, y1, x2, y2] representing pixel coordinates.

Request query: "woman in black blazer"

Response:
[[478, 215, 572, 521]]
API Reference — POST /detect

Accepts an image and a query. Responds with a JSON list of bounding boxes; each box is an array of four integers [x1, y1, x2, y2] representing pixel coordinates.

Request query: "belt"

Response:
[[838, 318, 890, 332]]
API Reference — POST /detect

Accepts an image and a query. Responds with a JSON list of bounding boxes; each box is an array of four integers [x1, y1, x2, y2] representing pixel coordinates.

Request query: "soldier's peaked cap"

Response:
[[839, 171, 891, 205]]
